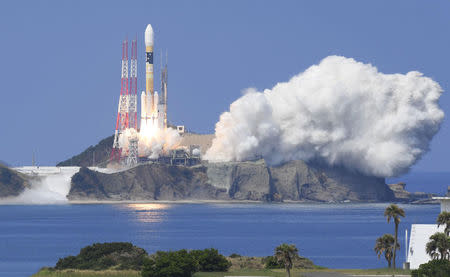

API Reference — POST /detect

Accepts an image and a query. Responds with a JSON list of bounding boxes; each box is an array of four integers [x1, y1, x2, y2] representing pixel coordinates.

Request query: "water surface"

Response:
[[0, 203, 439, 277]]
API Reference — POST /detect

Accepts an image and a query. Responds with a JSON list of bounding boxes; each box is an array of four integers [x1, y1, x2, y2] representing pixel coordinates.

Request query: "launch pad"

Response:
[[110, 24, 201, 167]]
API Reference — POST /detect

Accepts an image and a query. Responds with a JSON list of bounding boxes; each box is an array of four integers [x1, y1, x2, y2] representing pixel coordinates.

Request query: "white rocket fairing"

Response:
[[140, 24, 165, 133]]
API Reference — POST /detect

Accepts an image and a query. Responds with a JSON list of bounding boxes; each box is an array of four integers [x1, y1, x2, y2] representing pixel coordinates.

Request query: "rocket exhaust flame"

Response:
[[112, 24, 176, 164], [137, 24, 178, 159]]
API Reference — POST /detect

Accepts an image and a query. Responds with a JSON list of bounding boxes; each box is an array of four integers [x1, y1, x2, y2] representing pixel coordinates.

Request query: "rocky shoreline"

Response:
[[68, 160, 395, 203], [1, 160, 445, 204]]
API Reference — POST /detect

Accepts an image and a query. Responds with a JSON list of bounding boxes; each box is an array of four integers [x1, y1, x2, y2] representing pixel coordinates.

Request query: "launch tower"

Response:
[[111, 24, 172, 165], [111, 40, 129, 163], [111, 38, 139, 166]]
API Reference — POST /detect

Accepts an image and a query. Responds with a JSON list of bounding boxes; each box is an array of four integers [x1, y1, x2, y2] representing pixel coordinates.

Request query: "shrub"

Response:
[[141, 250, 198, 277], [411, 259, 450, 277], [263, 255, 284, 269], [190, 248, 231, 272], [263, 254, 316, 269], [54, 242, 147, 270], [55, 256, 79, 269], [229, 253, 241, 258]]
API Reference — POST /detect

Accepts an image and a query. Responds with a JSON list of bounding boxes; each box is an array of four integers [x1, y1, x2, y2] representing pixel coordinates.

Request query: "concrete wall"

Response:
[[407, 224, 445, 269], [179, 133, 214, 155], [441, 198, 450, 212]]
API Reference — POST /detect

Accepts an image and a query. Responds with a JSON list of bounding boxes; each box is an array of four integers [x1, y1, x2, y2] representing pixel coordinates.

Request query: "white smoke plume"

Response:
[[0, 168, 78, 204], [204, 56, 444, 177], [138, 126, 181, 159]]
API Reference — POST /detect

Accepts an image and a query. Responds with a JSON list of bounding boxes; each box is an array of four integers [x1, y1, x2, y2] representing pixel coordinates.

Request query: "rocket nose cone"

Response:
[[145, 24, 154, 47]]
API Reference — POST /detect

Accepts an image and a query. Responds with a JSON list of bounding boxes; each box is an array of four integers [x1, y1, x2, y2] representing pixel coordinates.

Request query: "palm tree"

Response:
[[384, 204, 405, 269], [426, 232, 450, 260], [436, 211, 450, 236], [426, 236, 440, 260], [374, 234, 399, 268], [275, 243, 298, 277]]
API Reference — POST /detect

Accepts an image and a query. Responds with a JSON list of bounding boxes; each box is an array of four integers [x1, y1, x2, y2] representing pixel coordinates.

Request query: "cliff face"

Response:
[[0, 164, 30, 197], [69, 160, 394, 202], [387, 182, 434, 202]]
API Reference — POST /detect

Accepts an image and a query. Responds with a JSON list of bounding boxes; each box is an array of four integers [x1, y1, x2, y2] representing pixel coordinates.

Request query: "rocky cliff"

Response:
[[387, 182, 436, 203], [68, 160, 395, 202], [0, 164, 30, 197]]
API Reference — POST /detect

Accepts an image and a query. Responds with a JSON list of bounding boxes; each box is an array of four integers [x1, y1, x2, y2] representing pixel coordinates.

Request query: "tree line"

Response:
[[374, 204, 450, 276]]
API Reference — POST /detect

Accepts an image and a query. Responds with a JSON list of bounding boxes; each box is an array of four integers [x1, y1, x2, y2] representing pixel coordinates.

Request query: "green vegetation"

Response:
[[194, 269, 290, 276], [411, 259, 450, 277], [141, 249, 197, 277], [34, 241, 414, 277], [263, 255, 284, 269], [426, 232, 450, 260], [274, 243, 299, 277], [54, 242, 147, 271], [141, 248, 231, 277], [425, 211, 450, 261], [437, 211, 450, 236], [32, 268, 140, 277], [34, 268, 413, 277], [228, 253, 241, 258], [374, 233, 399, 268], [57, 135, 113, 167], [383, 203, 405, 269], [190, 248, 231, 272]]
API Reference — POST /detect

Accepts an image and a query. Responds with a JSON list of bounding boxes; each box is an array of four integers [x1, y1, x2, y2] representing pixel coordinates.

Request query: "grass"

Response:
[[194, 269, 288, 276], [195, 268, 412, 276], [32, 268, 412, 277], [32, 268, 141, 277], [333, 268, 411, 275], [32, 269, 287, 277]]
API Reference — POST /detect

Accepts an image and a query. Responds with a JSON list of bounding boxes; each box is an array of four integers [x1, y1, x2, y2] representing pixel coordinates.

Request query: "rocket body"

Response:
[[145, 24, 154, 108], [140, 24, 164, 132], [141, 24, 156, 127]]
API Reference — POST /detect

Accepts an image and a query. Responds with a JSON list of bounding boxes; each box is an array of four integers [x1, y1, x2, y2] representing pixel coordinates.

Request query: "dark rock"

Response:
[[388, 182, 434, 202], [0, 164, 30, 197], [68, 160, 395, 203]]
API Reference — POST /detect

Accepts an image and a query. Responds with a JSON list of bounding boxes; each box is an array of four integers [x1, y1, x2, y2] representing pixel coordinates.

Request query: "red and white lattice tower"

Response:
[[111, 40, 130, 163], [126, 39, 139, 166]]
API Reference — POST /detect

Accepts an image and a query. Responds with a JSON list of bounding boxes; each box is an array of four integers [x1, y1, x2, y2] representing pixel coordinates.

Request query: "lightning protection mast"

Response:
[[111, 39, 130, 163], [126, 38, 139, 166], [161, 50, 168, 129]]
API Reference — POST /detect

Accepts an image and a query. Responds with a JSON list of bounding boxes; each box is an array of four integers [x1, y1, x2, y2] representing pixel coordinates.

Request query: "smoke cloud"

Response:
[[204, 56, 444, 177], [138, 126, 181, 159], [0, 168, 78, 204]]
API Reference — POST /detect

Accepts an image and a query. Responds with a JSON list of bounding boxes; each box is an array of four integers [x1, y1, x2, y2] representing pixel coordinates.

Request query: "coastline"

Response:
[[67, 199, 440, 205]]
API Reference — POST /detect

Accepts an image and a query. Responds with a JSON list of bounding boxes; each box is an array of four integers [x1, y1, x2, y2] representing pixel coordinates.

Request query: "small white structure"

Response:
[[177, 125, 185, 134], [433, 197, 450, 213], [14, 166, 80, 176], [407, 224, 445, 269], [406, 197, 449, 269]]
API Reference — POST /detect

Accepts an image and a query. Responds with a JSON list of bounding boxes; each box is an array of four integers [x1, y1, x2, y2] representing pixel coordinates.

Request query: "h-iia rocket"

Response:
[[141, 24, 165, 131]]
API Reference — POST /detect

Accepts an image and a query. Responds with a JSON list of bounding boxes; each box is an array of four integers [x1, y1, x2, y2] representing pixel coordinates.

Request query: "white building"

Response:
[[406, 197, 450, 269]]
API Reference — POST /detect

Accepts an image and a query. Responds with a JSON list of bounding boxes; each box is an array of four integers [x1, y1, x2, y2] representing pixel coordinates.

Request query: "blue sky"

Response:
[[0, 0, 449, 175]]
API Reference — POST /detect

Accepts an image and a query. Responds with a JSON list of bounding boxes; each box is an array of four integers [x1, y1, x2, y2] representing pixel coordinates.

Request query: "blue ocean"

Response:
[[0, 203, 439, 277]]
